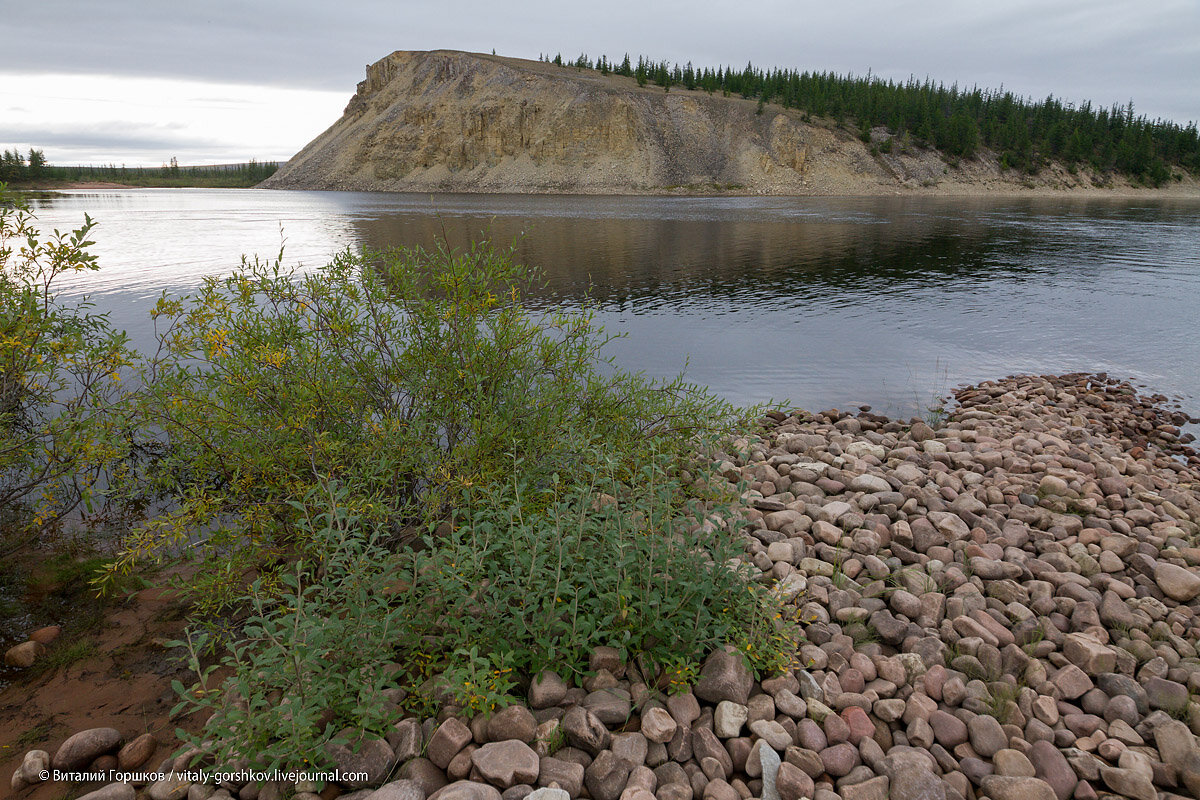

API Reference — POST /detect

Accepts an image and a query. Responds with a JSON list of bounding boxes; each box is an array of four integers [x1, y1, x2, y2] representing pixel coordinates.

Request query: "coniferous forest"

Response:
[[542, 52, 1200, 186], [0, 149, 278, 187]]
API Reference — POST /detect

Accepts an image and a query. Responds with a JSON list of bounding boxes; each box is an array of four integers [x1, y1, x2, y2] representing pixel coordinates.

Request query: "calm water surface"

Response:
[[27, 188, 1200, 419]]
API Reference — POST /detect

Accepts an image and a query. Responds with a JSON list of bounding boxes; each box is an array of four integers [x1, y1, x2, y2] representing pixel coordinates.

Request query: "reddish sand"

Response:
[[0, 585, 201, 799]]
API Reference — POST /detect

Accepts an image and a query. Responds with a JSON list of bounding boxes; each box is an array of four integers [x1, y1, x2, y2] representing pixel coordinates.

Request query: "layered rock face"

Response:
[[261, 51, 859, 194]]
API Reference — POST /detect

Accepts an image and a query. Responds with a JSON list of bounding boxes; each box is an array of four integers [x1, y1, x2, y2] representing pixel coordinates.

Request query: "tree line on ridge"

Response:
[[538, 52, 1198, 185]]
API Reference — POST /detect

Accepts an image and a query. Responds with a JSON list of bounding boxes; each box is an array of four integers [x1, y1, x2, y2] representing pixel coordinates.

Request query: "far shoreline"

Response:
[[30, 180, 1200, 201]]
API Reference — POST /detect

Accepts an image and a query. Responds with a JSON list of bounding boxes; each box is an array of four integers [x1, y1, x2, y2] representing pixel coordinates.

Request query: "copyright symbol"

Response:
[[39, 770, 50, 781]]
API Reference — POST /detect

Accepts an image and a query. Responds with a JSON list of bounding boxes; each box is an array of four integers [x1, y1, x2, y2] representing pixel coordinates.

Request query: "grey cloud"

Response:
[[2, 0, 1197, 124], [187, 96, 259, 105], [0, 122, 222, 152]]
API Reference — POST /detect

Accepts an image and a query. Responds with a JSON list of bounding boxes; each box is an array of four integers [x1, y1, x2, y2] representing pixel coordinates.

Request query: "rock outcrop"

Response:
[[268, 50, 1158, 196], [263, 50, 840, 194]]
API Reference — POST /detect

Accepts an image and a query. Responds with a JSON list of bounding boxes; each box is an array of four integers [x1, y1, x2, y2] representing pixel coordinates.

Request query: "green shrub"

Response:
[[171, 486, 408, 776], [405, 451, 766, 680], [173, 463, 798, 776], [0, 186, 133, 534], [152, 236, 807, 778], [4, 198, 805, 778], [103, 240, 736, 608]]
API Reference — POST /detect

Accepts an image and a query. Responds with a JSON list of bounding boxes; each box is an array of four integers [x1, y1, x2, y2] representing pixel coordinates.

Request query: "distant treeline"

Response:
[[0, 149, 279, 187], [541, 53, 1199, 185]]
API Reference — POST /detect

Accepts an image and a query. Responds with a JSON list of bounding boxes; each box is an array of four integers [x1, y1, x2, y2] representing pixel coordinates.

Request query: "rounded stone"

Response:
[[402, 758, 452, 796], [77, 784, 137, 800], [839, 775, 889, 800], [641, 707, 677, 744], [117, 733, 158, 770], [324, 733, 396, 789], [4, 641, 45, 668], [1154, 562, 1200, 602], [795, 719, 826, 752], [529, 672, 568, 709], [748, 719, 791, 751], [979, 776, 1057, 800], [1027, 740, 1077, 800], [585, 750, 635, 800], [52, 728, 124, 771], [487, 706, 538, 744], [701, 778, 738, 800], [583, 688, 632, 726], [29, 625, 62, 645], [821, 713, 849, 745], [429, 719, 475, 770], [888, 764, 946, 800], [429, 781, 504, 800], [713, 702, 748, 739], [818, 743, 858, 777], [561, 706, 611, 756], [992, 749, 1035, 778], [927, 710, 967, 748], [1099, 767, 1156, 800], [537, 757, 585, 796], [774, 762, 814, 800], [967, 714, 1007, 758], [694, 649, 754, 706], [367, 780, 426, 800], [526, 789, 568, 800], [389, 719, 425, 763], [840, 707, 874, 745], [147, 773, 191, 800], [471, 741, 540, 789]]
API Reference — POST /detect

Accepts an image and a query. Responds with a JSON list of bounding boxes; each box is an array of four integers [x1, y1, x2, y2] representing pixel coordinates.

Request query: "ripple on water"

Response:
[[24, 189, 1200, 418]]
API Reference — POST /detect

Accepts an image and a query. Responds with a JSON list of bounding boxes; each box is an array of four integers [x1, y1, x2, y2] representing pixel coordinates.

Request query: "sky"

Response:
[[2, 0, 1197, 167]]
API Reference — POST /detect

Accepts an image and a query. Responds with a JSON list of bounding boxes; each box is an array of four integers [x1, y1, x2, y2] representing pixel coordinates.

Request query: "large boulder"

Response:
[[52, 728, 123, 771], [693, 648, 753, 705], [428, 719, 474, 770], [470, 741, 540, 789], [1154, 562, 1200, 602], [325, 733, 396, 789], [979, 776, 1056, 800], [428, 781, 502, 800], [1153, 719, 1200, 798]]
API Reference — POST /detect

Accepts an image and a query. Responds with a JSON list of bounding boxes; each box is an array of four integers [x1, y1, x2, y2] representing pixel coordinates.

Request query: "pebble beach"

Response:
[[9, 372, 1200, 800]]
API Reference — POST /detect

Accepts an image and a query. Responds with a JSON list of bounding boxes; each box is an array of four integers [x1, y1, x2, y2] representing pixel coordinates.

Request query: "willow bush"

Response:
[[171, 485, 409, 777], [103, 239, 742, 609], [153, 240, 801, 777], [4, 199, 801, 775], [0, 187, 134, 538], [413, 452, 800, 681], [173, 470, 800, 779]]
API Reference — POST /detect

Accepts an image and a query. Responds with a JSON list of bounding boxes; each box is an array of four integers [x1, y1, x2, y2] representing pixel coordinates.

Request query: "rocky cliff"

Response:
[[262, 51, 1199, 196]]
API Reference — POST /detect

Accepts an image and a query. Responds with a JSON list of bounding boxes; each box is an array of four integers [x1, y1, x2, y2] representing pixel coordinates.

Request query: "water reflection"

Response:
[[352, 197, 1013, 307], [24, 189, 1200, 418]]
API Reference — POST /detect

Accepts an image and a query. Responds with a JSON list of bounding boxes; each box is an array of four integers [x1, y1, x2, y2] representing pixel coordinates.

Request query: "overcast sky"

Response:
[[3, 0, 1197, 166]]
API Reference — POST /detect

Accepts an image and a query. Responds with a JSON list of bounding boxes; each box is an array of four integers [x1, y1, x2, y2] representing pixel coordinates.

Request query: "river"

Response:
[[24, 188, 1200, 421]]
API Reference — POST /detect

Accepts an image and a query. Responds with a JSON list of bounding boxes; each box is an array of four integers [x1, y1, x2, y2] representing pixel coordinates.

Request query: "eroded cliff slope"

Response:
[[262, 51, 1198, 196]]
